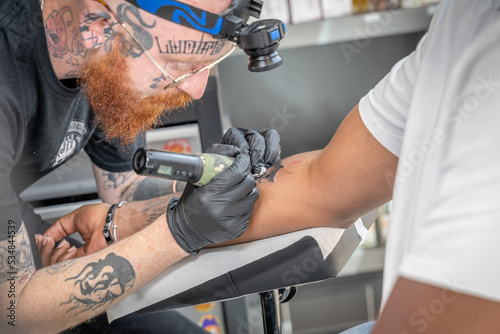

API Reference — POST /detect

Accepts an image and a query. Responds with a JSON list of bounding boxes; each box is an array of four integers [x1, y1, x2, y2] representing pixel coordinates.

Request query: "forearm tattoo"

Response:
[[102, 171, 133, 191], [46, 259, 77, 275], [0, 223, 35, 286], [122, 177, 184, 202], [258, 162, 285, 183], [60, 253, 135, 315], [141, 197, 169, 227]]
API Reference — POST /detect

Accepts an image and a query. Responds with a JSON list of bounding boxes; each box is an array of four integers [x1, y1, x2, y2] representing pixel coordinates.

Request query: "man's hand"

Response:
[[167, 146, 258, 254], [37, 203, 110, 266], [208, 127, 281, 176]]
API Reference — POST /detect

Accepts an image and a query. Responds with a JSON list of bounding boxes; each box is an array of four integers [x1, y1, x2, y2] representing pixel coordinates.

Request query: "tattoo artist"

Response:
[[0, 0, 281, 333]]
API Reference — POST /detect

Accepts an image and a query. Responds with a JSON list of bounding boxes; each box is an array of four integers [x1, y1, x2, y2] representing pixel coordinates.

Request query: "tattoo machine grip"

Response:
[[133, 148, 234, 186]]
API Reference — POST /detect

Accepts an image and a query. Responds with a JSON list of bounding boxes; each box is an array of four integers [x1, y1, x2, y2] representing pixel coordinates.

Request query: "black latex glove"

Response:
[[208, 128, 281, 177], [167, 146, 258, 254]]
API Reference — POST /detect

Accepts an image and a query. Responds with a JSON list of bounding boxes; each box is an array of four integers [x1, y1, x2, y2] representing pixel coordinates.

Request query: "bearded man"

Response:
[[0, 0, 274, 332]]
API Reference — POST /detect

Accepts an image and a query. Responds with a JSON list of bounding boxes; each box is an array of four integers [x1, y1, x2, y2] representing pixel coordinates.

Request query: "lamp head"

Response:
[[124, 0, 285, 72]]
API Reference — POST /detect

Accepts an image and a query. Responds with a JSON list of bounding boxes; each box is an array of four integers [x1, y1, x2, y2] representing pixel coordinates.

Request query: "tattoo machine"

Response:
[[124, 0, 286, 72], [133, 148, 234, 186]]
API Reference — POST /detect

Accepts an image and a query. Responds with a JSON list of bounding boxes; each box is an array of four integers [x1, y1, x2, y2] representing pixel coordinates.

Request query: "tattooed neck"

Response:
[[43, 4, 87, 77]]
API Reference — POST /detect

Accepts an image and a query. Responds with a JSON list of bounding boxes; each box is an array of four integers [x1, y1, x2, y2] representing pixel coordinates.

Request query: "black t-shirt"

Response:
[[0, 0, 145, 239]]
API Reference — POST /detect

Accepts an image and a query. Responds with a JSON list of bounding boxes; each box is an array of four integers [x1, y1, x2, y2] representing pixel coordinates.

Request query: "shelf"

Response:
[[230, 5, 437, 58], [281, 5, 436, 50]]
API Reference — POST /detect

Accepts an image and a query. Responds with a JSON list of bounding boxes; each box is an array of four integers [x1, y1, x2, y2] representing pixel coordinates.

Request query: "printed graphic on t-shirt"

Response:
[[53, 120, 88, 167]]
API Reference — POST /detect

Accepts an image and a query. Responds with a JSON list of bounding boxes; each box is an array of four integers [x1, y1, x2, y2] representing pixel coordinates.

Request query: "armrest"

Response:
[[107, 211, 378, 322]]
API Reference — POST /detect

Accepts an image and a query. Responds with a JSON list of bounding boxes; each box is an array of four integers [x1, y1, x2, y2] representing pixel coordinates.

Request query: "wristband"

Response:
[[103, 201, 127, 245]]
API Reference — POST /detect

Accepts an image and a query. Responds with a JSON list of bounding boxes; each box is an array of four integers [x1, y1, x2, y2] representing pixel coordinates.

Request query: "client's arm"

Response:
[[229, 104, 398, 243]]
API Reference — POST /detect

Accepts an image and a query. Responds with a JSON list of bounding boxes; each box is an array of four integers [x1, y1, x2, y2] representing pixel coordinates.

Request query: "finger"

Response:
[[212, 173, 258, 206], [220, 128, 250, 155], [54, 246, 78, 264], [44, 212, 79, 242], [75, 247, 88, 259], [260, 129, 281, 167], [206, 143, 240, 157], [224, 182, 259, 213], [49, 239, 72, 266], [35, 234, 44, 256], [220, 192, 257, 240], [209, 153, 252, 189], [234, 206, 254, 238], [241, 129, 267, 173], [40, 236, 56, 268]]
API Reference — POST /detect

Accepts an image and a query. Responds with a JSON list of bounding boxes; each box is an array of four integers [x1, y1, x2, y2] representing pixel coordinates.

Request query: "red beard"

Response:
[[80, 45, 192, 145]]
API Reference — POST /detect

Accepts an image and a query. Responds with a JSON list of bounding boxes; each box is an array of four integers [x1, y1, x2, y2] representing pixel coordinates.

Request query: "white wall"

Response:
[[218, 32, 424, 158]]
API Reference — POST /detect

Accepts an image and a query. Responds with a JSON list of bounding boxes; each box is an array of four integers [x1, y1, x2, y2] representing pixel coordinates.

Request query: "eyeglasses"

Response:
[[94, 0, 237, 90]]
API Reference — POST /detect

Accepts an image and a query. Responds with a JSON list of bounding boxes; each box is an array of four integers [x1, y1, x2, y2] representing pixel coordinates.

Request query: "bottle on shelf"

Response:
[[401, 0, 424, 8], [374, 0, 401, 11], [352, 0, 371, 13]]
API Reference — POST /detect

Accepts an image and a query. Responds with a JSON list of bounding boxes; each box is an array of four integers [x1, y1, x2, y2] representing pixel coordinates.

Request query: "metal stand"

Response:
[[259, 287, 297, 334]]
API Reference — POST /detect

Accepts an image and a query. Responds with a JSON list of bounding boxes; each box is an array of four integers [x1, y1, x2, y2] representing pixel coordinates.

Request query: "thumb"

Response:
[[44, 213, 78, 243]]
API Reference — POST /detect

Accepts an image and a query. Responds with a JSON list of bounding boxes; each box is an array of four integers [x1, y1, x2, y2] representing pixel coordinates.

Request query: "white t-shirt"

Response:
[[359, 0, 500, 308]]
